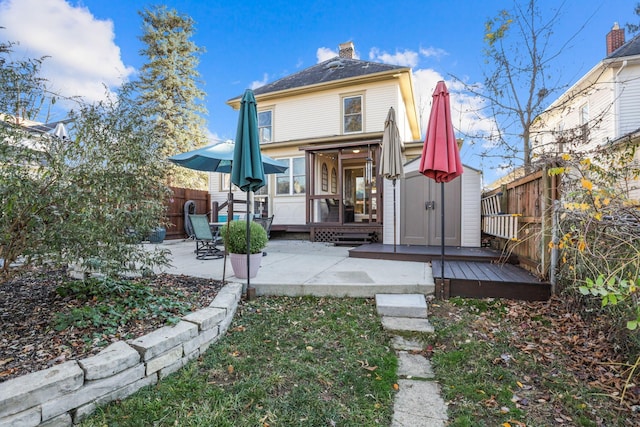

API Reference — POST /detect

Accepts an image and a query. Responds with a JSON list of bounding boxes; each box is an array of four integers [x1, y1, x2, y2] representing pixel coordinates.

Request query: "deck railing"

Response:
[[481, 192, 520, 240]]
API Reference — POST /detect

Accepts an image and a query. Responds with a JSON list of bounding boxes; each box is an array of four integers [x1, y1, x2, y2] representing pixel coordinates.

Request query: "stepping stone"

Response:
[[391, 379, 448, 427], [397, 351, 434, 379], [391, 336, 424, 351], [381, 316, 434, 333], [375, 294, 428, 318]]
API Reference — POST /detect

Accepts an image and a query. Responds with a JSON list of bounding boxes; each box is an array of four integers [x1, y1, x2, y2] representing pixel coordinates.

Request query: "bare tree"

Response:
[[452, 0, 578, 173]]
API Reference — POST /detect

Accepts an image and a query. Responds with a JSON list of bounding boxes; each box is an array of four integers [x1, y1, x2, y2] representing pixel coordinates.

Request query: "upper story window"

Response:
[[580, 104, 589, 125], [343, 95, 363, 133], [258, 110, 272, 143], [276, 157, 305, 195]]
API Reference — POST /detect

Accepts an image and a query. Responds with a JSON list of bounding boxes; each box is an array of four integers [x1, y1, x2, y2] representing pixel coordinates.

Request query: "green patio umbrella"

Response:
[[231, 89, 265, 297]]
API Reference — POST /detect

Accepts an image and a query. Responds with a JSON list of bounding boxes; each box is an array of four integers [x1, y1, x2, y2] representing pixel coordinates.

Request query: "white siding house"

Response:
[[531, 24, 640, 199], [216, 41, 482, 246]]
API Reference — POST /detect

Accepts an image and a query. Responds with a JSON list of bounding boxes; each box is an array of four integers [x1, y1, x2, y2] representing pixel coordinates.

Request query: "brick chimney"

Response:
[[339, 41, 354, 59], [606, 22, 625, 55]]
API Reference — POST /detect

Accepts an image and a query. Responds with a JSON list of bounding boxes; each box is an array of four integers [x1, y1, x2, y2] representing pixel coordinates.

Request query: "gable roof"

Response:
[[607, 33, 640, 59], [227, 57, 409, 104], [226, 54, 421, 140], [254, 57, 405, 97]]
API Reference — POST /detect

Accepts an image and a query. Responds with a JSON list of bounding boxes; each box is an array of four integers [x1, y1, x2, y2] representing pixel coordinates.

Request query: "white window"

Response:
[[220, 174, 267, 194], [580, 104, 589, 125], [258, 110, 272, 143], [343, 95, 362, 133], [276, 157, 306, 195]]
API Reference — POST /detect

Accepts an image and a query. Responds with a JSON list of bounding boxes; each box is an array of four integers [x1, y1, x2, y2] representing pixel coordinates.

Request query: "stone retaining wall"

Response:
[[0, 282, 243, 427]]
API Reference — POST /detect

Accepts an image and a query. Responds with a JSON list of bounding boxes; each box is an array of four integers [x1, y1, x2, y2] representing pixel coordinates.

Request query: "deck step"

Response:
[[333, 232, 374, 246]]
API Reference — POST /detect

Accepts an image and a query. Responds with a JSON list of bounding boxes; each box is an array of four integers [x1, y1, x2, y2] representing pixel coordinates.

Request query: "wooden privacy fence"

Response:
[[165, 187, 211, 240], [481, 167, 559, 278]]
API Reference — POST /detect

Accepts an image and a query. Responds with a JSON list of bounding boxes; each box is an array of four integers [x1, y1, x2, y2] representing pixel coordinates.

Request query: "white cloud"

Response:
[[369, 47, 418, 68], [250, 74, 269, 90], [316, 47, 337, 62], [0, 0, 134, 106], [419, 46, 448, 59]]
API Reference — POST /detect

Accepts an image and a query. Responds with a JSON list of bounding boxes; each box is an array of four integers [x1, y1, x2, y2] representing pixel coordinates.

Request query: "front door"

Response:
[[400, 170, 461, 246]]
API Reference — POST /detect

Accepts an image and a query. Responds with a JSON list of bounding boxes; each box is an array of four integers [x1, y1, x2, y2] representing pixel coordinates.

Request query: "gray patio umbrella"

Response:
[[231, 89, 265, 298], [379, 107, 404, 253], [418, 81, 463, 291]]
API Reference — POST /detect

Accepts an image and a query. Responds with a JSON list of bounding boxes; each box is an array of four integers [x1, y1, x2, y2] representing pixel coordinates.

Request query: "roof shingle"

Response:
[[607, 33, 640, 59], [229, 57, 406, 101]]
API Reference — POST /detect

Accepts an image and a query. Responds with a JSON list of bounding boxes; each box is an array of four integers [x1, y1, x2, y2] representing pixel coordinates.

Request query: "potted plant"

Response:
[[220, 220, 268, 279]]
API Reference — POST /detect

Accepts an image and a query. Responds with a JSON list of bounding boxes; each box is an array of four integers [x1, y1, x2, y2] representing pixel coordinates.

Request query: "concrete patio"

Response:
[[151, 238, 435, 297]]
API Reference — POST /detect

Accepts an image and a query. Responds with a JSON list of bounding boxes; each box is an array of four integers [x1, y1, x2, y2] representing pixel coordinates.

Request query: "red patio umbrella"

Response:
[[419, 81, 463, 290]]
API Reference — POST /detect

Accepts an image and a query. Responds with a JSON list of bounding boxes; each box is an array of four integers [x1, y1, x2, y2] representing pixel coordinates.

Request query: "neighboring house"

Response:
[[1, 114, 70, 155], [531, 24, 640, 199], [214, 42, 481, 246]]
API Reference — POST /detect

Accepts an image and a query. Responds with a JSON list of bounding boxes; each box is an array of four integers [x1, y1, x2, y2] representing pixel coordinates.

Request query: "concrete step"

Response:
[[255, 283, 433, 298], [397, 351, 434, 379], [391, 336, 424, 351], [381, 316, 434, 333], [375, 294, 428, 318]]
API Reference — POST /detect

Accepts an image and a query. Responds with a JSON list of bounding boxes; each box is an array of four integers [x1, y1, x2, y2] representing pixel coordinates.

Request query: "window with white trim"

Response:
[[276, 157, 306, 195], [258, 110, 272, 143], [343, 95, 362, 133]]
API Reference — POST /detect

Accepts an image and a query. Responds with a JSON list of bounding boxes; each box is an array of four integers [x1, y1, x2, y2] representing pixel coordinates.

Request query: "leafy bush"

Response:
[[220, 220, 267, 254], [0, 46, 170, 278]]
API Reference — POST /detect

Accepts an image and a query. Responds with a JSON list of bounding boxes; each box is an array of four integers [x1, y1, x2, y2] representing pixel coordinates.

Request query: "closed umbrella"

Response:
[[379, 107, 404, 253], [168, 141, 287, 284], [231, 89, 265, 298], [418, 81, 463, 291]]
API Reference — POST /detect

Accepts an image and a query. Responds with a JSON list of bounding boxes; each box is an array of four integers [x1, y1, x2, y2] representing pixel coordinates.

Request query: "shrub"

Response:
[[220, 220, 267, 254]]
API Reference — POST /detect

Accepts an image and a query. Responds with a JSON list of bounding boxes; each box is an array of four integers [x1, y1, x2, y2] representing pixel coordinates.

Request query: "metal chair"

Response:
[[253, 215, 274, 239], [188, 214, 224, 260]]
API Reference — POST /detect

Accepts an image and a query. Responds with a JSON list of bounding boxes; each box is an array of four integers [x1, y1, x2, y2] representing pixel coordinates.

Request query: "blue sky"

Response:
[[0, 0, 635, 184]]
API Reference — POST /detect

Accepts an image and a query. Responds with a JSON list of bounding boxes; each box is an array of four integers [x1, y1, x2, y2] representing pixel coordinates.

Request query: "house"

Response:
[[1, 114, 70, 151], [531, 24, 640, 200], [213, 42, 481, 246]]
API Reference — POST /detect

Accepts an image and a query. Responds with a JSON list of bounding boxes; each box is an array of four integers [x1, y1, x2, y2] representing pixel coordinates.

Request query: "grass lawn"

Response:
[[81, 296, 398, 426], [80, 293, 639, 426]]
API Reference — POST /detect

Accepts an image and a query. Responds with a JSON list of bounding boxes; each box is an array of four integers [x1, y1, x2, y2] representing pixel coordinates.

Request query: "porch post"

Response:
[[305, 151, 313, 224]]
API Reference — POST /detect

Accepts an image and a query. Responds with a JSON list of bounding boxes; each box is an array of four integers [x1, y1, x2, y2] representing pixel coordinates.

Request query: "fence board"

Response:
[[482, 166, 558, 279], [165, 187, 210, 240]]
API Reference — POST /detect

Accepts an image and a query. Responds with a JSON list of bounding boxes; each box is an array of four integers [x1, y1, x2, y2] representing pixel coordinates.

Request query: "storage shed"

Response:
[[381, 159, 481, 248]]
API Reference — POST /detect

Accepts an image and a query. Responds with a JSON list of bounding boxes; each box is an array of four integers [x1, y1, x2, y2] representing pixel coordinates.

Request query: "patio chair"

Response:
[[253, 215, 274, 239], [188, 214, 224, 260], [253, 215, 274, 256]]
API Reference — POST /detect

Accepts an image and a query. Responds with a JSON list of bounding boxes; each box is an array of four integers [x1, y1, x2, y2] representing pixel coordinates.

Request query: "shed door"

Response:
[[400, 171, 461, 246]]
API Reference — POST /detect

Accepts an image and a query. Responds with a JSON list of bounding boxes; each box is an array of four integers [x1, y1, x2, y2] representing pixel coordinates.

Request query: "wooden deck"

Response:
[[348, 243, 515, 263], [432, 260, 551, 301], [348, 244, 550, 301]]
